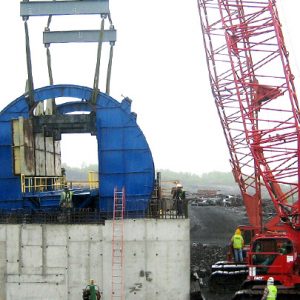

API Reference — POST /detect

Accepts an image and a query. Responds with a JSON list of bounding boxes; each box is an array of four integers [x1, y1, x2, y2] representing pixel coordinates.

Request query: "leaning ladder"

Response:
[[111, 187, 125, 300]]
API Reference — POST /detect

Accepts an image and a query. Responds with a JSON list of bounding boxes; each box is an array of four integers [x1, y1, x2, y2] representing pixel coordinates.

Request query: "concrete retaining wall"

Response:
[[0, 219, 190, 300]]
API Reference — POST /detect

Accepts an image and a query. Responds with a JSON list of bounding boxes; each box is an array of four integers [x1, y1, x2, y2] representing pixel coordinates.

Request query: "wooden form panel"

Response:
[[12, 117, 61, 176]]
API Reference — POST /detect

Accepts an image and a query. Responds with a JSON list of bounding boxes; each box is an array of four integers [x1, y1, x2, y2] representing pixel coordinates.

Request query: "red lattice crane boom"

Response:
[[198, 0, 300, 297], [198, 0, 300, 229]]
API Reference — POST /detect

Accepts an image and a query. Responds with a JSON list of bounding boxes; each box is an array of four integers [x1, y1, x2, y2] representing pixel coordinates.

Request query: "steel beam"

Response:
[[20, 1, 109, 17], [32, 113, 97, 140], [43, 29, 116, 44]]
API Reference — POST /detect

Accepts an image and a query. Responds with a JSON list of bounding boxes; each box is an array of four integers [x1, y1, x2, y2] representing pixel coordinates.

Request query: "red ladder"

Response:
[[111, 187, 125, 300]]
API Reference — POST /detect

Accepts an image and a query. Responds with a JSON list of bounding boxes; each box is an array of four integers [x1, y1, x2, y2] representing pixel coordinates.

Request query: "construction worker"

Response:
[[231, 228, 244, 262], [172, 183, 185, 216], [261, 277, 277, 300], [82, 279, 101, 300], [60, 185, 73, 208]]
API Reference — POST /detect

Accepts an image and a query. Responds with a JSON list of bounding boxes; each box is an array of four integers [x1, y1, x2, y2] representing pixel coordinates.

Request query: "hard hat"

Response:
[[235, 228, 241, 235], [267, 277, 274, 285], [176, 183, 183, 188]]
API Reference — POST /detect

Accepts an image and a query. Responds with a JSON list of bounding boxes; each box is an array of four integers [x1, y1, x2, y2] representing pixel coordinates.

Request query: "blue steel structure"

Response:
[[0, 84, 155, 213]]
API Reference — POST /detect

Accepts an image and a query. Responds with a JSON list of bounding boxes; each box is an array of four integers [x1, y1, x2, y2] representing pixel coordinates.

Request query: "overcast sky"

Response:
[[1, 0, 300, 175]]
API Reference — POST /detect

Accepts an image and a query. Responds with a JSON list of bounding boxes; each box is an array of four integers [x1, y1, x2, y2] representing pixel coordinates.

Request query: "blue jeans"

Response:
[[233, 248, 243, 262]]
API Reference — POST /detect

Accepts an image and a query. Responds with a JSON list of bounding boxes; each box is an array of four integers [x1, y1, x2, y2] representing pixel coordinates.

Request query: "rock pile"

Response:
[[191, 242, 227, 279]]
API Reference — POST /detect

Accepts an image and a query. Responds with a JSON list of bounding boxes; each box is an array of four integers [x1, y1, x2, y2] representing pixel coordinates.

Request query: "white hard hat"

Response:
[[176, 183, 183, 188], [267, 277, 274, 285]]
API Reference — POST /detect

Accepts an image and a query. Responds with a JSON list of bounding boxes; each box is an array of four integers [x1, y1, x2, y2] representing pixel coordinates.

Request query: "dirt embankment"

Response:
[[189, 201, 276, 299], [189, 205, 248, 299]]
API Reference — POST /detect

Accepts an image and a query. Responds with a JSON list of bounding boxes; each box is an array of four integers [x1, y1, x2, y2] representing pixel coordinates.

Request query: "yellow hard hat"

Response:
[[235, 228, 241, 235]]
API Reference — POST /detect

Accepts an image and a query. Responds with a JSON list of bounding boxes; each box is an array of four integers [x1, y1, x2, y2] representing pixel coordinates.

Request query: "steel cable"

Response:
[[92, 16, 105, 105]]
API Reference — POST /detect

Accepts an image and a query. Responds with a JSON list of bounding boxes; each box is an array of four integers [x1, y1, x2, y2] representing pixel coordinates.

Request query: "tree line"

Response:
[[63, 164, 237, 192]]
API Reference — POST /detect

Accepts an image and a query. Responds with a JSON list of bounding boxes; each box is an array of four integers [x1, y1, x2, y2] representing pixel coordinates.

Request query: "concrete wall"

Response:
[[0, 219, 190, 300]]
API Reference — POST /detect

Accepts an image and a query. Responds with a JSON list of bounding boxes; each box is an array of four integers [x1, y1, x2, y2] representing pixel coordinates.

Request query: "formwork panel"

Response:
[[46, 246, 67, 268], [144, 240, 190, 300], [89, 242, 103, 280], [45, 137, 55, 176], [21, 246, 43, 273], [0, 241, 6, 300], [68, 241, 89, 266], [45, 225, 67, 245], [54, 140, 61, 175], [6, 282, 65, 300], [21, 224, 42, 246], [88, 224, 103, 242], [6, 226, 20, 263], [0, 225, 7, 241], [6, 226, 21, 274], [68, 260, 89, 286], [35, 149, 46, 176], [0, 219, 190, 300], [68, 225, 92, 241], [122, 241, 147, 299]]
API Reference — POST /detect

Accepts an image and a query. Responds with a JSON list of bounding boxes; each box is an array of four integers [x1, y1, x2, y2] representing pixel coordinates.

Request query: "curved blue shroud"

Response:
[[0, 84, 155, 212]]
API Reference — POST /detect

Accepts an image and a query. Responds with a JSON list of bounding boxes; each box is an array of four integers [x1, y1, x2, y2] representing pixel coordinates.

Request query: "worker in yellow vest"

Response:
[[231, 228, 244, 262], [261, 277, 277, 300], [60, 185, 73, 208]]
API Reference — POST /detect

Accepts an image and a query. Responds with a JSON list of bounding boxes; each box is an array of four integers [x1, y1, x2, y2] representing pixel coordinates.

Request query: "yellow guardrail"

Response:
[[21, 175, 65, 193], [21, 171, 99, 193], [88, 171, 99, 189]]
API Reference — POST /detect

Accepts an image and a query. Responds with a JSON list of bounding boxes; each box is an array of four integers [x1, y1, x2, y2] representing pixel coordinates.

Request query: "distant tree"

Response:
[[62, 163, 98, 181], [62, 164, 238, 192], [157, 169, 236, 192]]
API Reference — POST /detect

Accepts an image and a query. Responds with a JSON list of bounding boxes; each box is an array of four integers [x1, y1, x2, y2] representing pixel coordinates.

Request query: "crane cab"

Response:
[[247, 234, 300, 288]]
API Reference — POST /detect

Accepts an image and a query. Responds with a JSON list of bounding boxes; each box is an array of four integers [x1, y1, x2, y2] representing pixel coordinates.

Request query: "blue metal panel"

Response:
[[0, 84, 155, 213], [0, 178, 22, 202], [56, 101, 92, 114], [0, 97, 29, 121], [0, 146, 14, 177], [0, 121, 12, 145], [96, 92, 154, 212]]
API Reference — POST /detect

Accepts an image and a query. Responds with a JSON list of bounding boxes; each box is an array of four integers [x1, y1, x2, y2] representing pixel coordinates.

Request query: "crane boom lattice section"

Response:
[[198, 0, 300, 225], [198, 0, 263, 226]]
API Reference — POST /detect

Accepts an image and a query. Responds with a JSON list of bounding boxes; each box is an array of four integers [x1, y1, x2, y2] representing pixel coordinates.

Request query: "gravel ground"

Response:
[[189, 204, 249, 300]]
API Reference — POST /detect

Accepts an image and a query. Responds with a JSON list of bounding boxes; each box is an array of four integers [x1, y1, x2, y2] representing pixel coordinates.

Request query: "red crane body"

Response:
[[198, 0, 300, 297]]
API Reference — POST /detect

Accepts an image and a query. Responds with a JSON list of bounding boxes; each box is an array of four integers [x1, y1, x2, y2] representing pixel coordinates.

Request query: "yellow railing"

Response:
[[88, 171, 99, 189], [68, 172, 99, 189], [21, 175, 65, 193], [20, 171, 99, 193]]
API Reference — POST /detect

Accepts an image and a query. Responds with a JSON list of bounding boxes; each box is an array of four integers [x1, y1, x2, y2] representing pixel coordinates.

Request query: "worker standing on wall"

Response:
[[231, 228, 244, 262], [261, 277, 277, 300], [60, 185, 73, 208], [172, 183, 185, 216]]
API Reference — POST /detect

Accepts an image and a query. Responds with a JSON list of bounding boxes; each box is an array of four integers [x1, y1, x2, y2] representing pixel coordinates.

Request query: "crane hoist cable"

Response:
[[45, 13, 56, 114], [91, 15, 105, 105], [46, 15, 54, 86], [106, 14, 115, 95], [106, 40, 114, 95], [23, 18, 35, 109]]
